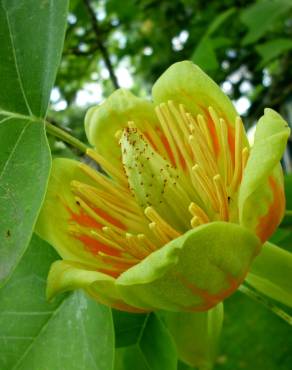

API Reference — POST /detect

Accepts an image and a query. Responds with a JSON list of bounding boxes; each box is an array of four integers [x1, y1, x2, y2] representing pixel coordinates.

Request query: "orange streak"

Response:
[[157, 128, 176, 166], [227, 125, 235, 167], [203, 108, 220, 157], [93, 207, 126, 230], [157, 128, 187, 170], [144, 131, 158, 151], [175, 271, 244, 312], [256, 176, 285, 243], [67, 206, 103, 229], [76, 234, 121, 257], [67, 203, 126, 231], [99, 268, 121, 278], [112, 301, 149, 313]]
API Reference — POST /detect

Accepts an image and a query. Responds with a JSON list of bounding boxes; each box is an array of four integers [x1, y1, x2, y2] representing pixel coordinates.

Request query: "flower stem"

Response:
[[239, 285, 292, 325], [45, 121, 89, 153]]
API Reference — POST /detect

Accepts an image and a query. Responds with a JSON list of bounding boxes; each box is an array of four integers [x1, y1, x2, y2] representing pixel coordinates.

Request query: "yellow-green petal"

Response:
[[35, 158, 104, 268], [47, 260, 143, 312], [239, 109, 290, 241], [245, 242, 292, 308], [116, 222, 260, 312], [84, 88, 157, 165], [162, 304, 223, 368], [152, 61, 238, 127]]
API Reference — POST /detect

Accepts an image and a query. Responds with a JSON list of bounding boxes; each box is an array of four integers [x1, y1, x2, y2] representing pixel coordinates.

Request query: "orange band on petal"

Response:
[[256, 176, 285, 243], [227, 125, 235, 166], [68, 206, 103, 229], [76, 234, 122, 257], [203, 109, 220, 157], [93, 207, 126, 230], [176, 271, 244, 312], [110, 300, 149, 313]]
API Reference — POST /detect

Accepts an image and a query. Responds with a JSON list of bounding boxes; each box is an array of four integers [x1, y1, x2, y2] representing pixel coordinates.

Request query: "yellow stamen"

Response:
[[149, 222, 170, 245], [219, 118, 233, 185], [125, 233, 149, 259], [185, 112, 218, 175], [213, 174, 229, 221], [71, 181, 147, 234], [143, 120, 170, 159], [137, 233, 158, 252], [242, 147, 249, 173], [189, 134, 217, 178], [90, 229, 124, 252], [230, 116, 244, 192], [166, 101, 194, 169], [78, 163, 137, 207], [115, 129, 123, 141], [145, 206, 181, 239], [75, 196, 125, 234], [197, 114, 215, 155], [98, 252, 139, 266], [155, 104, 181, 168], [188, 202, 210, 224], [192, 165, 219, 212], [86, 148, 128, 187], [190, 216, 201, 228]]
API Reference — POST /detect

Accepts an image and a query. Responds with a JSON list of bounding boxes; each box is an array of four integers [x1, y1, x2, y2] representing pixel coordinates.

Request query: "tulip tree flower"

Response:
[[37, 61, 290, 313]]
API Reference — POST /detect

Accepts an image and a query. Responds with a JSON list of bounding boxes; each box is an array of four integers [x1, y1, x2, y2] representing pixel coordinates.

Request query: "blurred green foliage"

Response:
[[48, 0, 292, 147]]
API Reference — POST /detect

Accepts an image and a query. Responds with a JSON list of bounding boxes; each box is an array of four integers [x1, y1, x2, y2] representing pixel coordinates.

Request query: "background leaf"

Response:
[[0, 119, 50, 283], [0, 234, 115, 370], [240, 0, 292, 45], [256, 39, 292, 67], [114, 312, 177, 370], [0, 0, 69, 284], [0, 0, 69, 116]]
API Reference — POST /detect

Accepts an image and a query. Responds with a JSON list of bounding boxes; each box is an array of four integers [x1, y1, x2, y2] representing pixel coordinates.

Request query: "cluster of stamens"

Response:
[[68, 101, 249, 276]]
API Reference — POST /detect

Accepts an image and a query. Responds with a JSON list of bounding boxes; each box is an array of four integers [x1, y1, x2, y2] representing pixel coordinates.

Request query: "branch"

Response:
[[83, 0, 119, 89], [45, 119, 89, 153], [239, 285, 292, 326]]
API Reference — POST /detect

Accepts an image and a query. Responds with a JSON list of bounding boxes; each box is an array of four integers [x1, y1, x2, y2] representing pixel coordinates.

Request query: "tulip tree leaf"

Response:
[[256, 39, 292, 67], [113, 310, 149, 348], [161, 303, 224, 369], [281, 174, 292, 228], [0, 234, 115, 370], [240, 0, 292, 45], [191, 8, 235, 72], [0, 0, 69, 284], [0, 0, 69, 116], [114, 313, 177, 370], [0, 118, 51, 283]]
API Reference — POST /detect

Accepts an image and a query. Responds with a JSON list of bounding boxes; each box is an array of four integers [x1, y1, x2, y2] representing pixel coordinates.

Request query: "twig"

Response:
[[83, 0, 119, 89], [239, 285, 292, 326], [45, 120, 89, 153]]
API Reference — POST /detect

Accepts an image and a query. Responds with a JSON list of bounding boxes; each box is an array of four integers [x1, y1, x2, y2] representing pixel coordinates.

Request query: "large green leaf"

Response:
[[0, 234, 115, 370], [281, 174, 292, 228], [256, 39, 292, 67], [220, 291, 292, 370], [114, 313, 177, 370], [113, 310, 149, 348], [162, 304, 223, 369], [0, 0, 69, 284], [240, 0, 292, 45], [0, 118, 51, 283], [191, 8, 235, 72], [0, 0, 69, 116]]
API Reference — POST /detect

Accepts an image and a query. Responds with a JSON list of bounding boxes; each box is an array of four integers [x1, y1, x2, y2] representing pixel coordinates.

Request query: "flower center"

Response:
[[67, 101, 249, 277]]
